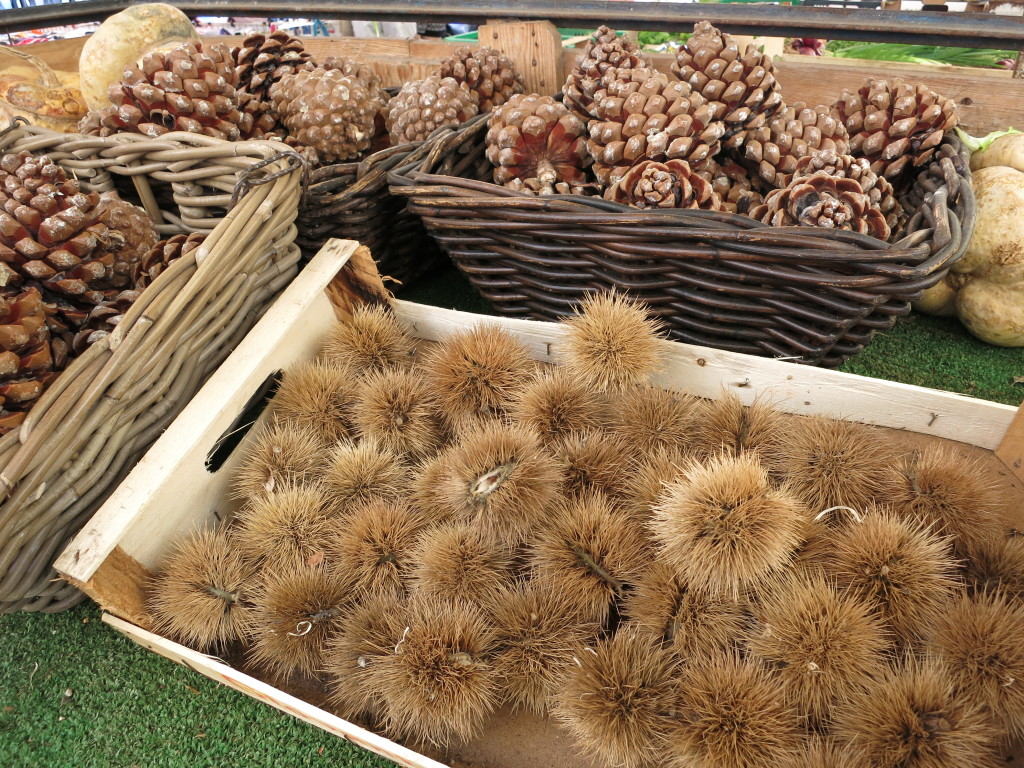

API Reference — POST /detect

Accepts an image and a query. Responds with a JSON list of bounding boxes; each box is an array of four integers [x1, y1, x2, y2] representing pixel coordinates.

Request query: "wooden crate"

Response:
[[52, 238, 1024, 768], [19, 29, 1024, 135]]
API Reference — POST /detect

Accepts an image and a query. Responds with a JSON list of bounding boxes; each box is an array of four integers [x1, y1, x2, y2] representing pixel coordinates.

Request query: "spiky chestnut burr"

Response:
[[321, 305, 414, 374], [408, 521, 517, 607], [691, 392, 787, 465], [433, 422, 562, 545], [232, 482, 332, 573], [652, 453, 809, 600], [831, 657, 999, 768], [553, 624, 679, 768], [964, 532, 1024, 601], [796, 738, 856, 768], [666, 653, 804, 768], [322, 591, 407, 722], [530, 492, 651, 626], [550, 430, 633, 501], [484, 579, 602, 715], [324, 497, 427, 599], [824, 506, 959, 645], [928, 591, 1024, 741], [271, 359, 360, 445], [407, 452, 456, 525], [560, 291, 663, 394], [231, 419, 330, 500], [422, 323, 535, 430], [609, 384, 699, 460], [376, 596, 500, 747], [353, 367, 446, 461], [622, 560, 748, 663], [892, 446, 1006, 559], [775, 415, 903, 516], [747, 572, 890, 725], [148, 527, 255, 652], [322, 438, 407, 514], [509, 367, 607, 445], [622, 447, 693, 523], [247, 564, 352, 683]]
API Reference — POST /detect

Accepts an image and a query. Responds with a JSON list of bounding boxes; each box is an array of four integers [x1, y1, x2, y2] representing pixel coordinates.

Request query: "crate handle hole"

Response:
[[205, 371, 283, 473]]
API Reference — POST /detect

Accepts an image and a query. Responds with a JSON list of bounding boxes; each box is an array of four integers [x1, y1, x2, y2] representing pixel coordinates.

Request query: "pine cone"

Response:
[[270, 66, 387, 163], [834, 78, 958, 184], [752, 163, 894, 240], [700, 159, 763, 215], [740, 102, 850, 189], [504, 178, 594, 196], [605, 159, 721, 210], [791, 149, 901, 234], [439, 46, 524, 112], [672, 21, 783, 143], [322, 57, 382, 90], [587, 73, 726, 187], [94, 195, 159, 290], [232, 31, 317, 137], [0, 287, 65, 434], [82, 42, 254, 141], [384, 76, 479, 145], [563, 26, 650, 123], [485, 94, 590, 194], [0, 152, 126, 309], [71, 289, 141, 355], [132, 232, 205, 290]]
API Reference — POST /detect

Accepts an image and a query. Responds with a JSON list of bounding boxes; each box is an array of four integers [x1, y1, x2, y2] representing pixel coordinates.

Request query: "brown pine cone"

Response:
[[833, 78, 958, 184], [605, 159, 721, 210], [71, 289, 141, 355], [133, 233, 205, 290], [0, 286, 65, 434], [82, 42, 253, 141], [234, 31, 316, 102], [439, 46, 524, 112], [485, 94, 590, 194], [700, 159, 763, 215], [270, 66, 388, 163], [587, 73, 726, 187], [384, 76, 479, 145], [94, 195, 160, 290], [563, 26, 650, 123], [672, 21, 783, 144], [322, 57, 382, 90], [505, 178, 595, 196], [791, 149, 901, 234], [752, 165, 893, 240], [740, 102, 850, 189]]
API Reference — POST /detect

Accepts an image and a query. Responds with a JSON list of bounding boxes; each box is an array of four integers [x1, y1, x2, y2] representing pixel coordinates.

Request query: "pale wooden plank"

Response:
[[391, 300, 1017, 450], [55, 240, 361, 585], [996, 403, 1024, 482], [102, 614, 451, 768], [479, 21, 565, 95]]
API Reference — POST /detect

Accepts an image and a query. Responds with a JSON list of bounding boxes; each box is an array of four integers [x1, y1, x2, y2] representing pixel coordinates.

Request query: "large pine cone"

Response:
[[587, 73, 726, 187], [0, 287, 66, 433], [0, 152, 130, 307], [605, 159, 720, 210], [71, 288, 141, 355], [740, 102, 850, 189], [439, 46, 524, 112], [384, 75, 479, 145], [563, 26, 651, 123], [270, 66, 387, 163], [752, 159, 895, 240], [791, 149, 901, 234], [233, 31, 317, 137], [82, 42, 255, 141], [834, 78, 958, 185], [672, 21, 783, 144], [94, 195, 159, 290], [485, 94, 590, 194], [700, 159, 763, 215]]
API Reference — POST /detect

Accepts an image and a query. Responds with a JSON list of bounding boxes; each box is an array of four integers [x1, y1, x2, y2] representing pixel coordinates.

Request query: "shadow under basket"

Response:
[[389, 114, 975, 368], [296, 138, 452, 287], [0, 123, 304, 613]]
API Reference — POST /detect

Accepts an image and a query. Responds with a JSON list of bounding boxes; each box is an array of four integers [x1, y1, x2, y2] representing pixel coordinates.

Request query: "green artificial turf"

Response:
[[0, 262, 1020, 768]]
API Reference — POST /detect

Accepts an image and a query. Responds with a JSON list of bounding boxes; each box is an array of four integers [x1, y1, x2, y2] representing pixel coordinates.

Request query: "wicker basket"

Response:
[[0, 122, 304, 613], [389, 114, 975, 367], [296, 138, 449, 287]]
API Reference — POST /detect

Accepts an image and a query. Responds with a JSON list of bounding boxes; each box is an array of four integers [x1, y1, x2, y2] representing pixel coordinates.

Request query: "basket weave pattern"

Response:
[[0, 123, 303, 612], [390, 115, 974, 367]]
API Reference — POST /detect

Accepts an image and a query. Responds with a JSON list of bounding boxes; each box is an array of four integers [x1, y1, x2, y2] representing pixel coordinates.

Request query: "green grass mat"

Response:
[[0, 264, 1020, 768]]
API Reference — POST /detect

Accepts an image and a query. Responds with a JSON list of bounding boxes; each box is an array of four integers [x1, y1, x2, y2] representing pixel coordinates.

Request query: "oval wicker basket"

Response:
[[390, 114, 975, 368], [0, 122, 304, 613], [296, 137, 450, 286]]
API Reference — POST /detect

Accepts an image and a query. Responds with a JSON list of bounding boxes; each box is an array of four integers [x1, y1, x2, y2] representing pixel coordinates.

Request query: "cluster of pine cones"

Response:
[[79, 32, 524, 166], [484, 23, 959, 243], [0, 149, 208, 433]]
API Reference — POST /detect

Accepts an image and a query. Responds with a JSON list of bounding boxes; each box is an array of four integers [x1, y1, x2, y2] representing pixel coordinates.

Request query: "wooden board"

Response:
[[997, 404, 1024, 481], [479, 20, 564, 95]]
